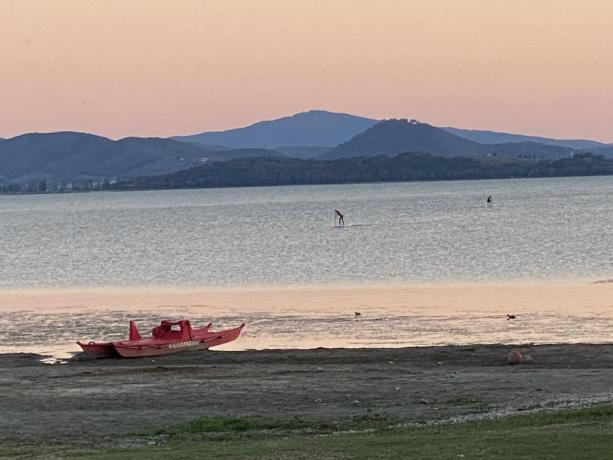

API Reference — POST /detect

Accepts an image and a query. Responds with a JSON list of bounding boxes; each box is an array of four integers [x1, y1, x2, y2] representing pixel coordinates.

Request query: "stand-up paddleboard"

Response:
[[332, 211, 375, 228], [332, 223, 371, 229]]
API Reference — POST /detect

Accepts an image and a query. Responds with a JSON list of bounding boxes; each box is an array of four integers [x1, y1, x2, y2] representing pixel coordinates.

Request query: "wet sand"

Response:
[[3, 344, 613, 448]]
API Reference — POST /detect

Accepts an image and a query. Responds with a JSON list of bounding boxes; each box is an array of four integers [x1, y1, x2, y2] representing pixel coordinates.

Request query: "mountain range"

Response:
[[171, 110, 609, 152], [0, 132, 284, 184], [1, 110, 611, 187]]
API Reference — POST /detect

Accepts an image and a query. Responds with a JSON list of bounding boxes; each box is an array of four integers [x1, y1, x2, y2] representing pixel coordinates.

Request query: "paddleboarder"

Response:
[[335, 209, 345, 226]]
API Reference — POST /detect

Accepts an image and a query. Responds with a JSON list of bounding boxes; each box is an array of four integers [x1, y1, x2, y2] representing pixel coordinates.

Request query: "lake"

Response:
[[1, 176, 612, 289], [2, 176, 613, 356]]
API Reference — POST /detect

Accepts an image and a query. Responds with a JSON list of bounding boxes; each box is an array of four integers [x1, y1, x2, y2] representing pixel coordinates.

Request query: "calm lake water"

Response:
[[1, 176, 613, 289], [1, 177, 613, 356]]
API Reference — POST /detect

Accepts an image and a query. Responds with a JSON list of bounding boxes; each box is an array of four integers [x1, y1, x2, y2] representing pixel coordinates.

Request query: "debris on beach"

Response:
[[507, 349, 533, 365]]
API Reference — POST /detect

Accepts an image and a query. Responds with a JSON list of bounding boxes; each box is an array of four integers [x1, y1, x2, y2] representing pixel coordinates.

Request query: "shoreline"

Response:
[[3, 340, 613, 361], [3, 171, 613, 197], [3, 279, 613, 356]]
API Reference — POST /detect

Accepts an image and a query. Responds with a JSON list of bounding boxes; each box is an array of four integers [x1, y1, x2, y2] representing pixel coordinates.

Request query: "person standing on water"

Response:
[[487, 195, 493, 207], [335, 209, 345, 226]]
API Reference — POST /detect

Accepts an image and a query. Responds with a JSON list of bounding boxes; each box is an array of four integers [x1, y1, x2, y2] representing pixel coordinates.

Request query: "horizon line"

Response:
[[1, 109, 611, 145]]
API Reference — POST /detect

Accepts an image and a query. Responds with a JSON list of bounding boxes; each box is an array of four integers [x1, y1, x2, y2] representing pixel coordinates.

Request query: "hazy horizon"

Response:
[[2, 0, 613, 142], [2, 108, 613, 145]]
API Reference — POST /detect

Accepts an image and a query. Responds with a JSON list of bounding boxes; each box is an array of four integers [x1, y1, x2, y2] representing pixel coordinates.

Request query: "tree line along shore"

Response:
[[1, 151, 612, 194]]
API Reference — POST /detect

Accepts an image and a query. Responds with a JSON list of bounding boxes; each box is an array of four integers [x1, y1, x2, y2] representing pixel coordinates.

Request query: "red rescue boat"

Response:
[[77, 319, 244, 358]]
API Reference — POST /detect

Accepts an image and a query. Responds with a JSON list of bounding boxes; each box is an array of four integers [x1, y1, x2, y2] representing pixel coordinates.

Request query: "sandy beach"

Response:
[[3, 343, 613, 449]]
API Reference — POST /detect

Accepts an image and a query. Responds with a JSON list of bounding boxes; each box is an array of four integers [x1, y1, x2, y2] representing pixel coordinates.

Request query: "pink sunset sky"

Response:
[[1, 0, 612, 141]]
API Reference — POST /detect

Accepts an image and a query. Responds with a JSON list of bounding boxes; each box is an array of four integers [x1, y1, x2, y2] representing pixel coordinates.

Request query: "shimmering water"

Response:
[[1, 177, 613, 356], [3, 286, 613, 358], [1, 176, 613, 288]]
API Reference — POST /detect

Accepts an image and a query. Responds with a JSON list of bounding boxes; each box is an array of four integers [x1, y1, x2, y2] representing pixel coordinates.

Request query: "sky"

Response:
[[1, 0, 613, 141]]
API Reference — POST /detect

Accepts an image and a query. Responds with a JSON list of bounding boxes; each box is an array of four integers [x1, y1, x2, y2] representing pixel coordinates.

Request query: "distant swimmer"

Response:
[[354, 312, 361, 320], [487, 195, 493, 207], [506, 314, 516, 320], [335, 209, 345, 226]]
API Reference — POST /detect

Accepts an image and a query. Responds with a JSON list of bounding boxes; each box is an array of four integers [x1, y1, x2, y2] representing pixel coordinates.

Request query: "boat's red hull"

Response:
[[200, 324, 245, 348], [112, 339, 208, 358], [78, 321, 244, 359], [76, 341, 119, 358]]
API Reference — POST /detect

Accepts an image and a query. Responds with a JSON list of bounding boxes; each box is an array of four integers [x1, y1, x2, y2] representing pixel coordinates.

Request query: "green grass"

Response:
[[160, 414, 399, 439], [161, 415, 333, 436], [3, 406, 613, 459]]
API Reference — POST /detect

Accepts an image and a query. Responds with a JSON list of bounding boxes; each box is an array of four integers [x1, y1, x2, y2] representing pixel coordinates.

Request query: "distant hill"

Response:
[[113, 152, 613, 191], [172, 110, 609, 161], [171, 109, 610, 152], [0, 132, 281, 184], [323, 119, 575, 161], [171, 110, 378, 148], [443, 127, 606, 150], [324, 119, 484, 159]]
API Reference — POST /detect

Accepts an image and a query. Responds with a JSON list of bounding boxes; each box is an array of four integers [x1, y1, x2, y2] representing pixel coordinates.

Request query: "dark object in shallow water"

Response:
[[77, 319, 244, 359], [354, 312, 361, 320], [506, 314, 516, 320]]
